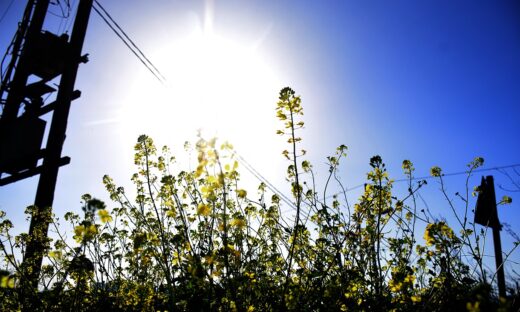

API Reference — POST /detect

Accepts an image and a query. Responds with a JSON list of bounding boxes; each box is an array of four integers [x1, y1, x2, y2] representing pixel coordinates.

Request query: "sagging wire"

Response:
[[93, 0, 166, 85]]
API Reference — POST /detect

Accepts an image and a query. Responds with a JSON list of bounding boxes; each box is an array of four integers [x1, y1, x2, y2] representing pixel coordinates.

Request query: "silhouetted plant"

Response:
[[0, 88, 518, 311]]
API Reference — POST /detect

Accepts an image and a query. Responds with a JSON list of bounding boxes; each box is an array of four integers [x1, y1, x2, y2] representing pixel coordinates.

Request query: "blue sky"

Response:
[[1, 0, 519, 277]]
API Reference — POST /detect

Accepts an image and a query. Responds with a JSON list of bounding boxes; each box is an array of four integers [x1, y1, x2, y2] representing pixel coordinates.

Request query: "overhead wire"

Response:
[[48, 0, 71, 19], [0, 31, 16, 86], [234, 148, 520, 216], [92, 0, 166, 84], [324, 163, 520, 200], [50, 0, 73, 36], [0, 0, 15, 25], [234, 151, 296, 210], [1, 0, 34, 110], [93, 0, 165, 82], [61, 0, 77, 34]]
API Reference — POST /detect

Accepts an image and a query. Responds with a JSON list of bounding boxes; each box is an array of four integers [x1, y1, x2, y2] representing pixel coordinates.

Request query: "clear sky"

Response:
[[1, 0, 519, 276]]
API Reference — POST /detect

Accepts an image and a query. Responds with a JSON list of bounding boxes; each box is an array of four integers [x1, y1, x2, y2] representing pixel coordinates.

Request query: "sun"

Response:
[[119, 11, 282, 157], [113, 4, 288, 193]]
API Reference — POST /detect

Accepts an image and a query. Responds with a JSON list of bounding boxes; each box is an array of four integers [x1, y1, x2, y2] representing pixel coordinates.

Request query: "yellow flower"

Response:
[[389, 280, 402, 292], [411, 295, 421, 303], [0, 275, 14, 288], [430, 166, 442, 177], [98, 209, 112, 223], [73, 225, 85, 243], [220, 141, 234, 150], [439, 222, 455, 240], [466, 301, 480, 312], [204, 255, 214, 265], [502, 195, 512, 204], [197, 203, 211, 216], [86, 224, 98, 238], [48, 250, 62, 259], [207, 175, 218, 184], [404, 274, 415, 283], [230, 218, 246, 229], [229, 300, 237, 312], [424, 223, 435, 246], [237, 189, 247, 199], [402, 159, 413, 171], [195, 165, 205, 178], [424, 222, 456, 247]]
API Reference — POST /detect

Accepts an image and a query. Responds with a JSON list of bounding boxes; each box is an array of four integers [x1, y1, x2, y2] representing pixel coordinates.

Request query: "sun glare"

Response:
[[113, 5, 287, 191], [120, 18, 282, 156]]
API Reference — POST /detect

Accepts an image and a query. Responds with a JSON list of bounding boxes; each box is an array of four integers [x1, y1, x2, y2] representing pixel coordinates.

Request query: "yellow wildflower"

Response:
[[220, 141, 234, 150], [404, 274, 415, 283], [466, 301, 480, 312], [197, 203, 211, 216], [0, 276, 14, 288], [73, 225, 85, 243], [430, 166, 442, 177], [411, 295, 421, 303], [230, 218, 246, 229], [237, 189, 247, 199], [424, 224, 435, 246], [166, 209, 176, 218], [97, 209, 112, 223], [73, 224, 97, 243], [204, 255, 214, 265], [48, 250, 62, 259]]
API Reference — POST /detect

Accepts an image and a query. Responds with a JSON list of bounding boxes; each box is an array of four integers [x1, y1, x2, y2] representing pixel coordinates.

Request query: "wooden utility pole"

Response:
[[474, 175, 507, 298], [0, 0, 93, 308]]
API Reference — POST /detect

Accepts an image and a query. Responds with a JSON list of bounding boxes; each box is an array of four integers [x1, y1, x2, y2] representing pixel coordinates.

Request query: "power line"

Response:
[[61, 0, 78, 34], [92, 0, 166, 84], [234, 151, 520, 204], [0, 0, 15, 25], [324, 163, 520, 200], [235, 149, 518, 204], [93, 0, 165, 82], [396, 163, 520, 184], [234, 151, 297, 210], [47, 0, 71, 19]]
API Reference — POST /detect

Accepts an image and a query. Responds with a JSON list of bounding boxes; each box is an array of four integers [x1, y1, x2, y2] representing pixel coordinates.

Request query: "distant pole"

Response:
[[474, 175, 506, 298], [20, 0, 93, 308], [492, 221, 506, 297], [486, 176, 506, 298]]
